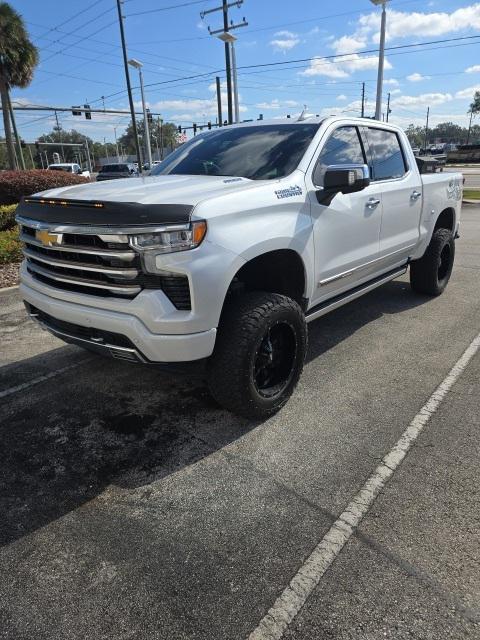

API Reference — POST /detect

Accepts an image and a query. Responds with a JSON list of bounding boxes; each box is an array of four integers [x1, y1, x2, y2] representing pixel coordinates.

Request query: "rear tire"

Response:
[[207, 292, 307, 419], [410, 228, 455, 296]]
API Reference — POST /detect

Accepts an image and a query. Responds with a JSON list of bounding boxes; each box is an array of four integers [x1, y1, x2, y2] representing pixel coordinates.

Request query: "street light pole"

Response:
[[116, 0, 143, 173], [113, 126, 120, 161], [128, 58, 153, 167], [371, 0, 389, 121]]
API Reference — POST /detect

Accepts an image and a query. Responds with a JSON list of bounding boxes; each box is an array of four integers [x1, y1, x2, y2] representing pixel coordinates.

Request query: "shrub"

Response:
[[0, 204, 17, 231], [0, 169, 90, 205], [0, 227, 22, 264]]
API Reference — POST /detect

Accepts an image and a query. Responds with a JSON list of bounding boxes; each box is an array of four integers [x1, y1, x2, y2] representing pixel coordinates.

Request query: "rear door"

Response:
[[360, 126, 422, 267]]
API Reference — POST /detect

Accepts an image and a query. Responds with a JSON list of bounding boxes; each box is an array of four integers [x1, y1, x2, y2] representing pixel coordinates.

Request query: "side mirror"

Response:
[[315, 164, 370, 205]]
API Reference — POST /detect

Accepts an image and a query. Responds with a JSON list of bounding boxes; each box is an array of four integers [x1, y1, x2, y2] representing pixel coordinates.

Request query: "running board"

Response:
[[305, 266, 407, 324]]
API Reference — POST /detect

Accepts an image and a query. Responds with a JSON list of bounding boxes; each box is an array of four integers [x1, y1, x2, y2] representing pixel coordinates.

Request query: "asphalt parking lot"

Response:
[[1, 206, 479, 640]]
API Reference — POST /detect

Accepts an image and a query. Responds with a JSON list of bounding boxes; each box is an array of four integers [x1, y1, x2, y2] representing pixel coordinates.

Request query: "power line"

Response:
[[126, 0, 210, 17]]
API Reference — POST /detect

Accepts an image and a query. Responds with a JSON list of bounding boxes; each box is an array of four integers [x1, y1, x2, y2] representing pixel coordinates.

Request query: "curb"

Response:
[[462, 199, 480, 205], [0, 284, 19, 293]]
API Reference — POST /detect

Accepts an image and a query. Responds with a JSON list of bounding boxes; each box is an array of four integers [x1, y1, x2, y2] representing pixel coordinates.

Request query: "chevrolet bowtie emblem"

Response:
[[36, 230, 62, 246]]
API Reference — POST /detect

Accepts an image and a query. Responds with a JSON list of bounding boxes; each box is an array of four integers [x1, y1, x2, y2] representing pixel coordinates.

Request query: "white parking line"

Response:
[[0, 358, 91, 399], [248, 331, 480, 640]]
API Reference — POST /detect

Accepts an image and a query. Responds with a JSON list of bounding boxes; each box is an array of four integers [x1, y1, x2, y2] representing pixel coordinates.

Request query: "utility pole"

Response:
[[113, 126, 120, 161], [159, 117, 164, 159], [371, 0, 389, 121], [84, 137, 92, 173], [201, 1, 248, 125], [386, 92, 391, 122], [27, 144, 34, 169], [116, 0, 143, 173], [216, 76, 223, 127], [54, 110, 65, 161], [7, 94, 25, 169], [361, 82, 365, 118], [467, 109, 474, 144], [424, 106, 430, 151]]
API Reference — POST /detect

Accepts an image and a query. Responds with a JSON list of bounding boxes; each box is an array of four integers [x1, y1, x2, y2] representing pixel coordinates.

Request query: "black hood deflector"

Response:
[[17, 197, 193, 226]]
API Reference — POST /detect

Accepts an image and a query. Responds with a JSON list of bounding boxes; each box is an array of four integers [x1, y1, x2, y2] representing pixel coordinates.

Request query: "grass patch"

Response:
[[463, 189, 480, 200], [0, 226, 22, 265]]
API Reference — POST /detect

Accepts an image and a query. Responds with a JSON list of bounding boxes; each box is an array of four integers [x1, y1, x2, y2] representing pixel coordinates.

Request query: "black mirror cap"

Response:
[[317, 164, 370, 204]]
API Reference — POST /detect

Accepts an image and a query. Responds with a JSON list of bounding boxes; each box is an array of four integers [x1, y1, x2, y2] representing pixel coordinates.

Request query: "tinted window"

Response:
[[313, 126, 365, 186], [151, 124, 320, 180], [101, 164, 129, 172], [365, 128, 406, 181]]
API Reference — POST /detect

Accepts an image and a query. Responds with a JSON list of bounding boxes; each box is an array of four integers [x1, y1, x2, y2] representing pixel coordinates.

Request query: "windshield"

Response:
[[101, 164, 129, 172], [150, 124, 319, 180]]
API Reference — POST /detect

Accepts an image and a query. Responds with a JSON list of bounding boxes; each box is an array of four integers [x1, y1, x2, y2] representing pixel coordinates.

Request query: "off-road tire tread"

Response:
[[410, 228, 454, 296], [207, 291, 306, 419]]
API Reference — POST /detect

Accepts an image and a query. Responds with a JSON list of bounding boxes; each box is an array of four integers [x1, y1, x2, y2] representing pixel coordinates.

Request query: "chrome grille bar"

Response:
[[23, 247, 139, 278], [20, 233, 136, 261], [26, 261, 142, 295]]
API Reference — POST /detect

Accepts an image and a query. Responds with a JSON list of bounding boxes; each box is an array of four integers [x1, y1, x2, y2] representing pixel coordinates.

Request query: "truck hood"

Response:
[[39, 174, 256, 206], [17, 174, 268, 227]]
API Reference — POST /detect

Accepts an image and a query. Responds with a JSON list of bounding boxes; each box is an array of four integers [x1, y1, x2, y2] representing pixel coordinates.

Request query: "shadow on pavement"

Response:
[[0, 278, 430, 547]]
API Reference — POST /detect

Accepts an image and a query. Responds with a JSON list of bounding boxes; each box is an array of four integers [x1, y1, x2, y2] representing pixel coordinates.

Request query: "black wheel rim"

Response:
[[253, 321, 297, 399], [438, 244, 451, 281]]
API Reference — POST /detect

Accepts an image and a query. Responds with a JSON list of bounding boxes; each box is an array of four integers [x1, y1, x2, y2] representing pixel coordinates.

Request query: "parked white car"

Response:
[[18, 116, 462, 417], [47, 163, 90, 179]]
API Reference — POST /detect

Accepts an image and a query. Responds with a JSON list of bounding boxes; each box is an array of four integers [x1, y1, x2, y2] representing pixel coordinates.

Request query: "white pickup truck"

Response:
[[17, 116, 462, 418]]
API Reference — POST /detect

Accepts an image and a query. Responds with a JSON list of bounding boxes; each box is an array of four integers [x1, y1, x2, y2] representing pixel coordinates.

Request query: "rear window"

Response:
[[101, 164, 129, 172], [48, 165, 71, 172], [364, 128, 407, 181]]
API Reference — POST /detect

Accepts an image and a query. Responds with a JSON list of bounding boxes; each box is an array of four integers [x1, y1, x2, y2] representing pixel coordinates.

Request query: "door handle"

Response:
[[366, 197, 380, 209], [411, 190, 422, 201]]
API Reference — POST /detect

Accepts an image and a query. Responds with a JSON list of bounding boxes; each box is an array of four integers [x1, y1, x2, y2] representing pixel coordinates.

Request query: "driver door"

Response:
[[306, 124, 383, 306]]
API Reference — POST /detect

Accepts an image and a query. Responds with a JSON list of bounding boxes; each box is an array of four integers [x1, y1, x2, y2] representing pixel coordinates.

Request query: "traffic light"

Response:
[[72, 106, 82, 116], [178, 125, 182, 133], [207, 121, 212, 130], [20, 140, 26, 148], [193, 123, 197, 136], [146, 108, 153, 124], [84, 104, 91, 120]]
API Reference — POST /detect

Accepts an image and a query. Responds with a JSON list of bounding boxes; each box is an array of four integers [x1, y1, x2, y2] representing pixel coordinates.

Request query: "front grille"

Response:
[[21, 223, 191, 309]]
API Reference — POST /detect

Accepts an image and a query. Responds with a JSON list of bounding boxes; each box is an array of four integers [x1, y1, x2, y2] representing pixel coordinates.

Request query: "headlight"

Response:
[[130, 220, 207, 254]]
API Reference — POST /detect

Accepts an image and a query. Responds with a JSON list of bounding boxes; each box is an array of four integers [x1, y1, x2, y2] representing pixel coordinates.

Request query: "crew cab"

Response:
[[16, 117, 462, 418]]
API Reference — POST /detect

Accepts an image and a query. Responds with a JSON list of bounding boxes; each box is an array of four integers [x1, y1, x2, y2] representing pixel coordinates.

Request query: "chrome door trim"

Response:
[[318, 244, 416, 286]]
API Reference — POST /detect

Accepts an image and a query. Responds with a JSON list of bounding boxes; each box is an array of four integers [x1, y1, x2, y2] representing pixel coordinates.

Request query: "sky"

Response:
[[9, 0, 480, 143]]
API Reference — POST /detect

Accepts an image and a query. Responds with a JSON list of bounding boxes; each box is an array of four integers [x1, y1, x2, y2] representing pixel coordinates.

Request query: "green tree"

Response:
[[118, 119, 179, 160], [469, 91, 480, 116], [405, 124, 424, 148], [37, 128, 95, 166], [0, 3, 38, 169]]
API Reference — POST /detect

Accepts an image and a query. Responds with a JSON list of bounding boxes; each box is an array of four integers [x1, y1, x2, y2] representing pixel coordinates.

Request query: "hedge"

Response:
[[0, 227, 22, 265], [0, 170, 89, 205], [0, 204, 17, 231]]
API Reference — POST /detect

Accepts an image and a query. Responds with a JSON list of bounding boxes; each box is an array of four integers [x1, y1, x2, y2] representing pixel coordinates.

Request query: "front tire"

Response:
[[207, 292, 307, 419], [410, 228, 455, 296]]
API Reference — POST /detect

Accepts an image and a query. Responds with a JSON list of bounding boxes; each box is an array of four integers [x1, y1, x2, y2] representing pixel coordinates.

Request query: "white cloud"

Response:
[[330, 35, 366, 55], [255, 99, 299, 110], [270, 30, 300, 52], [392, 92, 453, 108], [336, 94, 347, 100], [302, 53, 391, 79], [274, 30, 297, 39], [390, 88, 402, 95], [407, 73, 431, 82], [466, 65, 480, 73], [384, 78, 399, 86], [455, 85, 480, 99], [358, 5, 480, 42]]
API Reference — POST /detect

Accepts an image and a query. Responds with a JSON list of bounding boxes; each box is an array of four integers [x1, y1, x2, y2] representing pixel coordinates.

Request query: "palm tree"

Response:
[[0, 3, 38, 170]]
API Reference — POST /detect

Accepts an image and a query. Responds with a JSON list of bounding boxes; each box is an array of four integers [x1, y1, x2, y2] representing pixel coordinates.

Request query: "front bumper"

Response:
[[21, 280, 217, 363]]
